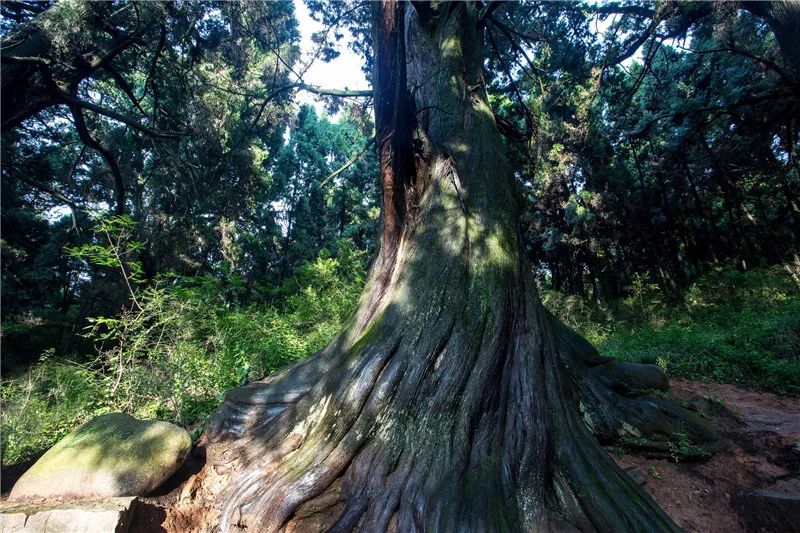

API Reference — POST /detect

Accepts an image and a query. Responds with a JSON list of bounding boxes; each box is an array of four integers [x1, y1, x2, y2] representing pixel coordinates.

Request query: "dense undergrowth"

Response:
[[544, 266, 800, 396], [1, 246, 366, 465], [3, 260, 798, 466]]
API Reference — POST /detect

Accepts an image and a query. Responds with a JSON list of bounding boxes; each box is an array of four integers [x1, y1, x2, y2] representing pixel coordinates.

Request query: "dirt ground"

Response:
[[614, 380, 800, 533]]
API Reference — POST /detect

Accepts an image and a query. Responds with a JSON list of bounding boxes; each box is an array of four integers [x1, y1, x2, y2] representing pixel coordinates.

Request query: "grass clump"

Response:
[[543, 266, 800, 395], [647, 466, 662, 480]]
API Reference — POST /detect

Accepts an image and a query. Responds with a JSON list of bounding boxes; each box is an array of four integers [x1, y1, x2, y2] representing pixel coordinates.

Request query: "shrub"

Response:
[[543, 267, 800, 395], [1, 218, 367, 465], [1, 351, 109, 464]]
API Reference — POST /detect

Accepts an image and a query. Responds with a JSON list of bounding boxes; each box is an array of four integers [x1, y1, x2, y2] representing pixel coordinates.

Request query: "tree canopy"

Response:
[[1, 2, 798, 529]]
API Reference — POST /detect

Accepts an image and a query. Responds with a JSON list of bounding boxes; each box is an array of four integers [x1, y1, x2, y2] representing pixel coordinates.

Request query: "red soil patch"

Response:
[[614, 380, 800, 533]]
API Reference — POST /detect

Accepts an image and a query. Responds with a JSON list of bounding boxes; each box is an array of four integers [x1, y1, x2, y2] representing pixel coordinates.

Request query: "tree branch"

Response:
[[606, 16, 661, 67], [486, 27, 533, 139], [14, 172, 78, 210], [587, 4, 655, 19], [104, 63, 149, 116], [56, 91, 184, 138], [631, 89, 792, 138], [140, 23, 166, 103], [477, 1, 504, 27], [0, 54, 52, 65], [493, 112, 529, 143], [487, 14, 543, 46], [69, 104, 126, 215], [679, 43, 798, 89], [319, 137, 375, 188], [297, 83, 372, 97]]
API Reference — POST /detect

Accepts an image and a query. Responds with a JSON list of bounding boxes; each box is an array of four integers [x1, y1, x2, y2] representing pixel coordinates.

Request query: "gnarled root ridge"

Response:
[[559, 324, 725, 459], [172, 299, 718, 532], [177, 312, 718, 532]]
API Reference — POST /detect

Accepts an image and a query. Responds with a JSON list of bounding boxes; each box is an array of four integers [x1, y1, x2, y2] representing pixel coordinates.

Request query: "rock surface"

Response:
[[625, 466, 647, 486], [614, 380, 800, 533], [0, 497, 137, 532], [737, 489, 800, 533], [9, 413, 191, 501]]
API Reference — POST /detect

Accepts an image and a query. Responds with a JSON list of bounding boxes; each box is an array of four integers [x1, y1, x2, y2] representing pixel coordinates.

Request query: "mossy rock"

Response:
[[9, 413, 191, 501]]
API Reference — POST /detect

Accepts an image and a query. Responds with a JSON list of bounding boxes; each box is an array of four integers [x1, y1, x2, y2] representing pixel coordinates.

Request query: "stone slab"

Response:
[[0, 497, 137, 533]]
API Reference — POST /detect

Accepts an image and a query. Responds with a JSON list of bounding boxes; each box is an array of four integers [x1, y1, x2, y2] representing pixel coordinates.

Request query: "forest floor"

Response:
[[614, 380, 800, 532], [2, 380, 798, 533], [133, 379, 800, 531]]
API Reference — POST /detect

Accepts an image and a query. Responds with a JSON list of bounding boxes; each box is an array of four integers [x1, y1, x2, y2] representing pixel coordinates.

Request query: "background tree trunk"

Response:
[[169, 3, 720, 531]]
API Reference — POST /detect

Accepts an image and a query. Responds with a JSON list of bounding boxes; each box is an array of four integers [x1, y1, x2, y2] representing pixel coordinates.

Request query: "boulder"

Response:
[[0, 497, 137, 533], [736, 489, 800, 533], [9, 413, 191, 501]]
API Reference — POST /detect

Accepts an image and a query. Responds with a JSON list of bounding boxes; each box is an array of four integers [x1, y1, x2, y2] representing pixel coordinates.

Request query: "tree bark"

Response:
[[742, 0, 800, 86], [168, 3, 721, 531]]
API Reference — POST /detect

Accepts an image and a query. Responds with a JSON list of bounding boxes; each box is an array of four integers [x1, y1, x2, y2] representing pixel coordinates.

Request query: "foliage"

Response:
[[668, 431, 711, 463], [1, 349, 108, 466], [1, 223, 367, 465], [2, 102, 378, 367], [4, 0, 795, 366], [647, 466, 662, 480], [488, 3, 800, 299], [543, 266, 800, 395], [2, 0, 799, 480], [269, 105, 379, 278]]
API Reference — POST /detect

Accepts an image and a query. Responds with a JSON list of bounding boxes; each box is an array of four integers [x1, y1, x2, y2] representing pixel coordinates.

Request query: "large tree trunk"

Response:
[[742, 0, 800, 85], [169, 3, 720, 531]]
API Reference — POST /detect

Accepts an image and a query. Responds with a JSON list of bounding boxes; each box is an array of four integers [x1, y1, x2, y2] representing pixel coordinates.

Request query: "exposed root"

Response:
[[170, 296, 701, 531], [555, 323, 727, 457]]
